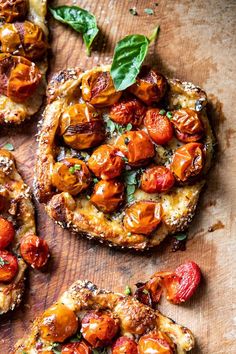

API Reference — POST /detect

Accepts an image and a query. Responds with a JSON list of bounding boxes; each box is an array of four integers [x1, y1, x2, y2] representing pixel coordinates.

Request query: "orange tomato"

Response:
[[112, 336, 138, 354], [116, 131, 155, 167], [170, 142, 204, 182], [0, 217, 15, 249], [0, 250, 18, 282], [61, 341, 91, 354], [88, 145, 124, 180], [138, 332, 174, 354], [20, 234, 49, 269], [141, 166, 175, 193], [123, 201, 162, 235], [90, 179, 124, 213], [109, 96, 146, 126], [172, 108, 204, 142], [0, 0, 28, 23], [144, 108, 173, 145]]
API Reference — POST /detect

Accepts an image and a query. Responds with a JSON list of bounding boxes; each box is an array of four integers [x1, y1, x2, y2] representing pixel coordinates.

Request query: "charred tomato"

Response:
[[112, 336, 138, 354], [171, 108, 204, 142], [0, 250, 18, 282], [61, 341, 91, 354], [138, 332, 174, 354], [141, 166, 175, 193], [20, 234, 49, 269], [144, 108, 173, 145], [109, 96, 146, 126], [0, 217, 15, 249], [0, 0, 28, 23]]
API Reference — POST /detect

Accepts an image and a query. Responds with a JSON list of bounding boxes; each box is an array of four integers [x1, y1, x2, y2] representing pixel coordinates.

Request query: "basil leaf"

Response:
[[174, 233, 187, 241], [111, 27, 159, 91], [124, 285, 132, 295], [49, 6, 99, 55]]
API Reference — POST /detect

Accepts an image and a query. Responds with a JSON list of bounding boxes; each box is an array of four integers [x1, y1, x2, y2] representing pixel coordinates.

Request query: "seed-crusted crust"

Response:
[[0, 0, 48, 125], [14, 279, 195, 353], [0, 149, 36, 314], [35, 66, 214, 250]]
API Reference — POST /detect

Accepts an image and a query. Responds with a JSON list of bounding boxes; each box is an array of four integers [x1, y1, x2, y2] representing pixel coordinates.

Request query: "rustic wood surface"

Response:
[[0, 0, 235, 353]]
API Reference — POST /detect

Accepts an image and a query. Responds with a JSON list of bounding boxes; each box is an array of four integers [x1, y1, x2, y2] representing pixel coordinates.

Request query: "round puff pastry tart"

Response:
[[14, 279, 195, 354], [35, 65, 214, 250], [0, 0, 48, 124]]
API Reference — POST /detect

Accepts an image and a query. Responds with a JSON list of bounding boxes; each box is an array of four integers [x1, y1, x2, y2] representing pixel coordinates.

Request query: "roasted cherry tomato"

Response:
[[170, 142, 204, 182], [123, 201, 162, 235], [52, 158, 91, 196], [20, 234, 49, 269], [138, 332, 174, 354], [162, 261, 201, 304], [59, 103, 105, 150], [0, 53, 41, 102], [109, 96, 146, 126], [40, 303, 79, 342], [0, 190, 9, 212], [0, 217, 15, 249], [0, 21, 48, 60], [171, 108, 204, 142], [61, 341, 91, 354], [116, 131, 155, 167], [81, 311, 119, 348], [128, 66, 167, 105], [141, 166, 175, 193], [90, 179, 124, 213], [0, 0, 28, 23], [0, 250, 18, 282], [82, 69, 122, 107], [112, 336, 138, 354], [144, 108, 173, 145], [88, 145, 124, 180]]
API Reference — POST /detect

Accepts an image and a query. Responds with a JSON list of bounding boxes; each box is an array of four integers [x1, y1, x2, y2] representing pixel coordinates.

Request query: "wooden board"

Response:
[[0, 0, 236, 352]]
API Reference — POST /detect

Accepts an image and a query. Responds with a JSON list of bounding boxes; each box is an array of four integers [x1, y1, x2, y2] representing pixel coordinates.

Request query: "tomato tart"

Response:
[[14, 278, 195, 353], [35, 65, 214, 250], [0, 0, 48, 124], [0, 149, 49, 314]]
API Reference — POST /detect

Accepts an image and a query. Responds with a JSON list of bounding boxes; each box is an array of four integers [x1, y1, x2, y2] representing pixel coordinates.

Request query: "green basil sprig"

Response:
[[49, 6, 99, 55], [111, 26, 160, 91]]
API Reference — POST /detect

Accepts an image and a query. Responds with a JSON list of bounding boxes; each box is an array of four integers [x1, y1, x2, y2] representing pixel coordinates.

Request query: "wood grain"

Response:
[[0, 0, 236, 353]]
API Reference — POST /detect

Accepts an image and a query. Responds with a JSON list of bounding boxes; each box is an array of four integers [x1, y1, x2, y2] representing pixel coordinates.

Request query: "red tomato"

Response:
[[61, 341, 91, 354], [141, 166, 175, 193], [172, 108, 204, 142], [112, 336, 138, 354], [123, 201, 162, 235], [20, 234, 49, 269], [144, 108, 173, 145], [0, 250, 18, 282], [81, 311, 119, 348], [116, 131, 155, 167], [162, 261, 201, 304], [170, 142, 204, 182], [0, 217, 15, 249], [138, 332, 174, 354], [109, 96, 146, 126], [88, 145, 124, 180]]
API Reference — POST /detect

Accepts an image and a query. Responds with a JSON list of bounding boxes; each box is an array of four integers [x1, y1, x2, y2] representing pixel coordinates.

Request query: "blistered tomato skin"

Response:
[[40, 303, 79, 342], [61, 341, 91, 354], [52, 158, 91, 196], [81, 311, 119, 348], [109, 96, 146, 126], [112, 336, 138, 354], [88, 145, 124, 180], [0, 0, 28, 23], [123, 201, 162, 235], [116, 131, 155, 167], [144, 108, 174, 145], [0, 250, 18, 282], [82, 70, 122, 107], [172, 108, 204, 143], [20, 234, 49, 269], [0, 53, 41, 103], [90, 179, 124, 213], [59, 103, 105, 150], [0, 21, 48, 60], [128, 66, 167, 105], [170, 143, 204, 182], [0, 217, 15, 249], [141, 166, 175, 193], [138, 332, 174, 354]]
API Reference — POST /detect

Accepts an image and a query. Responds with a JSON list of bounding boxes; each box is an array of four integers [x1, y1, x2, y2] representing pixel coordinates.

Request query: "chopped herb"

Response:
[[159, 109, 166, 115], [166, 111, 173, 119], [129, 7, 138, 16], [124, 137, 130, 145], [74, 164, 81, 170], [174, 233, 187, 241], [127, 232, 132, 237], [86, 195, 91, 200], [93, 178, 99, 184], [3, 143, 14, 151], [144, 8, 154, 15], [0, 257, 9, 267], [122, 156, 129, 163], [143, 289, 149, 295], [123, 169, 142, 203], [51, 342, 62, 354], [70, 331, 82, 342], [124, 285, 132, 295], [103, 115, 133, 136], [69, 166, 75, 174], [126, 123, 133, 131]]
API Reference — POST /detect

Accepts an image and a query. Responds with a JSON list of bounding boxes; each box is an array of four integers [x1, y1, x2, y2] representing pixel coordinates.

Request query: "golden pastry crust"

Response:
[[14, 279, 195, 353], [35, 66, 214, 250], [0, 0, 48, 125], [0, 149, 36, 314]]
